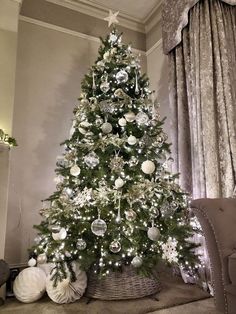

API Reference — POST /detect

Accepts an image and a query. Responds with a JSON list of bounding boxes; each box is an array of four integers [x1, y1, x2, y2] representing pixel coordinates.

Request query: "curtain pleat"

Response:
[[169, 0, 236, 199]]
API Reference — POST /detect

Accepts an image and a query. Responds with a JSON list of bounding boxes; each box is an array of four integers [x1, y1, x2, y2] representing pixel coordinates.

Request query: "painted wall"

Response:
[[147, 43, 170, 137], [5, 20, 147, 266]]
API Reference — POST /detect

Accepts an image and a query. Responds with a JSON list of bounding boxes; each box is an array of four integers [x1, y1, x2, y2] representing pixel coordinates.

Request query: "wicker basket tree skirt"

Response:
[[85, 267, 161, 300]]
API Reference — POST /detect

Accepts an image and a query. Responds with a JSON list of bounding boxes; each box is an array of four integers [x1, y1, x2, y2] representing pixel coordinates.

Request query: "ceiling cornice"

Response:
[[45, 0, 146, 33], [144, 1, 162, 33]]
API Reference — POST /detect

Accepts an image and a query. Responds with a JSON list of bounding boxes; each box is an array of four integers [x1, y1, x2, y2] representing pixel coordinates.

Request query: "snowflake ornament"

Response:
[[161, 237, 178, 263], [74, 187, 93, 207]]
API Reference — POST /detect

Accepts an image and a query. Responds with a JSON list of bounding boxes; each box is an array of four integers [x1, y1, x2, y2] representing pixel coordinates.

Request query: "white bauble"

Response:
[[131, 256, 143, 268], [46, 262, 87, 304], [118, 118, 127, 127], [127, 135, 137, 145], [70, 165, 80, 176], [147, 227, 160, 241], [37, 253, 47, 264], [101, 122, 112, 134], [13, 267, 46, 303], [114, 177, 125, 188], [141, 160, 155, 174], [52, 227, 67, 241], [28, 258, 37, 267], [124, 112, 136, 122]]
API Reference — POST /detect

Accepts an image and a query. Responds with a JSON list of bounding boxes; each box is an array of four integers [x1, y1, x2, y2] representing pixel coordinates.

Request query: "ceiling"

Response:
[[46, 0, 163, 33], [73, 0, 162, 22]]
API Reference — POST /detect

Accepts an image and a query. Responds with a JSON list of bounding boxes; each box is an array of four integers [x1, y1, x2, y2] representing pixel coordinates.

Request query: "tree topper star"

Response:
[[104, 10, 119, 27]]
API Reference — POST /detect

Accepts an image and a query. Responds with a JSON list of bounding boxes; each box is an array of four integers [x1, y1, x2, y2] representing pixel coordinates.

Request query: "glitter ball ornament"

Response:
[[70, 165, 81, 176], [52, 227, 67, 241], [124, 111, 136, 122], [131, 256, 143, 268], [84, 152, 99, 168], [127, 135, 137, 145], [101, 122, 112, 134], [116, 70, 128, 84], [100, 81, 110, 93], [114, 177, 125, 188], [91, 218, 107, 236], [118, 118, 127, 127], [125, 209, 137, 221], [76, 239, 87, 250], [136, 112, 149, 125], [141, 160, 155, 174], [109, 240, 121, 253], [147, 227, 160, 241], [28, 257, 37, 267], [99, 100, 113, 113], [37, 253, 47, 264]]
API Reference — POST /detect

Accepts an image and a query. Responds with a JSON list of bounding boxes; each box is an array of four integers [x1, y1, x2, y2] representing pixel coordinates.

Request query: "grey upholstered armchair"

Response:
[[191, 198, 236, 314]]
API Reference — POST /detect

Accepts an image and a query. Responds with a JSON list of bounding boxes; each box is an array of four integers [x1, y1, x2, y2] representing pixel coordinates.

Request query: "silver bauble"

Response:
[[76, 238, 87, 250], [91, 218, 107, 236], [37, 253, 47, 264], [70, 165, 81, 176], [101, 122, 112, 134], [114, 177, 125, 188], [147, 227, 160, 241], [124, 112, 136, 122], [84, 152, 99, 168], [116, 70, 128, 84], [100, 81, 110, 93], [141, 160, 155, 174], [109, 240, 121, 253], [136, 112, 149, 125], [125, 210, 137, 221], [127, 135, 137, 145], [118, 118, 127, 127], [131, 256, 143, 268], [80, 98, 89, 105]]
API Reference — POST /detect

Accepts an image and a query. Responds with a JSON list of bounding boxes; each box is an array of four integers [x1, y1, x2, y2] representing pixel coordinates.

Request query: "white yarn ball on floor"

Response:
[[46, 262, 87, 304], [13, 267, 46, 303]]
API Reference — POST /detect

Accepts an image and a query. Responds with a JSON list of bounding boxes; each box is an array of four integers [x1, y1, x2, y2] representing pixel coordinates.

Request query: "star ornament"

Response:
[[104, 10, 119, 27]]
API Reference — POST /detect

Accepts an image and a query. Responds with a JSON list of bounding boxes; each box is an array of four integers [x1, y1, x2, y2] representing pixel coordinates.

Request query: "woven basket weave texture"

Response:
[[85, 266, 161, 300]]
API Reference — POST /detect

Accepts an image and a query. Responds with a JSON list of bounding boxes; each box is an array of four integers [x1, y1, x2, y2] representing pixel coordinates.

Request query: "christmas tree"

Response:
[[31, 16, 198, 285]]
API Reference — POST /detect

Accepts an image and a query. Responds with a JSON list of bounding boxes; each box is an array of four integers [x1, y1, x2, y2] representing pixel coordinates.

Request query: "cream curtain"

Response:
[[167, 0, 236, 199]]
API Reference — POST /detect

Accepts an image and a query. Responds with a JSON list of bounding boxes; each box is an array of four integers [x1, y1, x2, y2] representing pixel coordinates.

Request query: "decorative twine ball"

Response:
[[13, 267, 46, 303], [127, 135, 137, 145], [91, 218, 107, 236], [147, 227, 160, 241], [114, 177, 125, 188], [28, 258, 37, 267], [116, 70, 128, 84], [141, 160, 156, 174], [37, 253, 47, 264], [125, 209, 137, 222], [70, 165, 80, 176], [109, 240, 121, 253], [131, 256, 143, 268], [124, 111, 136, 122], [76, 238, 87, 251], [52, 227, 67, 241], [101, 122, 112, 134], [118, 118, 127, 127], [46, 262, 87, 304]]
